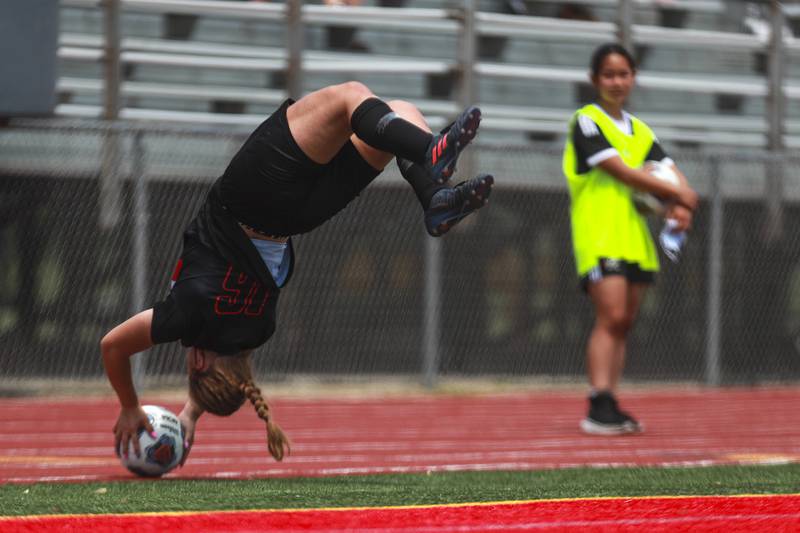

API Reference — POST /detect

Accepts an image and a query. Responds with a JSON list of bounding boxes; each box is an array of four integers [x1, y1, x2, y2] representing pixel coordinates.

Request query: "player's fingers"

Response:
[[687, 190, 699, 210], [121, 434, 130, 459], [114, 434, 121, 457], [131, 435, 142, 457]]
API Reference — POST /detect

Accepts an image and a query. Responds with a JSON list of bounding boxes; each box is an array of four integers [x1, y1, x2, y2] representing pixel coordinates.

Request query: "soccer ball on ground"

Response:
[[631, 159, 680, 216], [118, 405, 184, 478]]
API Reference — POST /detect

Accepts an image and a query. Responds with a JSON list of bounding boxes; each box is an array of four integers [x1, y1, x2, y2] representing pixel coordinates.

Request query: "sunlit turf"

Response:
[[2, 464, 799, 516]]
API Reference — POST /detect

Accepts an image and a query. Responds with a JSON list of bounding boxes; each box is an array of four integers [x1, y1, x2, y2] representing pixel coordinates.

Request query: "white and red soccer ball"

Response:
[[632, 159, 681, 216], [118, 405, 184, 478]]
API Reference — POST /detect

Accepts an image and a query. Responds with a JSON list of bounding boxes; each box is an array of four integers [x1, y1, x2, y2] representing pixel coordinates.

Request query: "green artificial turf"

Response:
[[2, 464, 799, 516]]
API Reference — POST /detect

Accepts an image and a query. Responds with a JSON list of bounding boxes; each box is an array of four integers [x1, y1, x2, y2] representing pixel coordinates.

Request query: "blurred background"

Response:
[[1, 0, 799, 393]]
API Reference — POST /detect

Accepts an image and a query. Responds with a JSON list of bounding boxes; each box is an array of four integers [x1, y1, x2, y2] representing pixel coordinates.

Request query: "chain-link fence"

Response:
[[1, 121, 799, 389]]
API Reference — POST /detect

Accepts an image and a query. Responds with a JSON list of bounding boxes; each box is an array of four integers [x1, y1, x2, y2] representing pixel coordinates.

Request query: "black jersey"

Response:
[[151, 183, 292, 354], [151, 242, 279, 354], [151, 96, 382, 352]]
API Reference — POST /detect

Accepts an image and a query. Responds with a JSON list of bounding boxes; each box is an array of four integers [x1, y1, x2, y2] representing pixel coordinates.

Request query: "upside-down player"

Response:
[[101, 81, 493, 464]]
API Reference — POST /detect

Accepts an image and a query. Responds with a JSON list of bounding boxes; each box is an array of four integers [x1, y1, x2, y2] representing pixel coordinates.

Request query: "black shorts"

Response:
[[218, 99, 382, 237], [580, 258, 656, 292]]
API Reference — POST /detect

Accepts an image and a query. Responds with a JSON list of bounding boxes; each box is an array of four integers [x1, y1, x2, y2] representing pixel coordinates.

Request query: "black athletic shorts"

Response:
[[580, 257, 656, 293], [218, 99, 382, 237]]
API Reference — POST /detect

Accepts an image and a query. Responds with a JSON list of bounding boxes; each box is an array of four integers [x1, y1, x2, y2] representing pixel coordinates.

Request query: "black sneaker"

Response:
[[425, 106, 482, 184], [424, 174, 493, 237], [580, 391, 643, 435]]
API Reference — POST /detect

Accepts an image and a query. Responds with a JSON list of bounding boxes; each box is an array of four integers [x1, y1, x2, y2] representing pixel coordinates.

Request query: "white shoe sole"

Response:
[[580, 418, 643, 436]]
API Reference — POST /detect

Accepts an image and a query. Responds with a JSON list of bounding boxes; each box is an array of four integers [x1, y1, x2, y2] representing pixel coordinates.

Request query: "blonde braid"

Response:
[[190, 352, 290, 462], [241, 380, 290, 461]]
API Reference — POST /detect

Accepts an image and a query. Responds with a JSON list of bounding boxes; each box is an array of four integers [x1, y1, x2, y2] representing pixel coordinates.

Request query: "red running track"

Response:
[[3, 495, 800, 532], [1, 387, 799, 483]]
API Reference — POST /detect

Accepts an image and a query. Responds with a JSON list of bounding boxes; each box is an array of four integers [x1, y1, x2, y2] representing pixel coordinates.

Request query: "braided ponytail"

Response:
[[189, 352, 290, 461], [241, 380, 290, 461]]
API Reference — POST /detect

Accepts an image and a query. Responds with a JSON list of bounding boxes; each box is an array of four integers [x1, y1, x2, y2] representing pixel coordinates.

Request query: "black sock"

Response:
[[350, 98, 433, 164], [397, 157, 444, 210]]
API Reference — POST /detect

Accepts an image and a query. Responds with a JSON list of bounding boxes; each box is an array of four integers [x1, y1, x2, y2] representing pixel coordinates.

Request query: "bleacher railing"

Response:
[[58, 0, 798, 148]]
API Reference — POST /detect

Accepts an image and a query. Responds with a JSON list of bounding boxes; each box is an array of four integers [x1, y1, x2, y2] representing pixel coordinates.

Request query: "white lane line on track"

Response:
[[5, 454, 793, 483], [5, 448, 798, 472]]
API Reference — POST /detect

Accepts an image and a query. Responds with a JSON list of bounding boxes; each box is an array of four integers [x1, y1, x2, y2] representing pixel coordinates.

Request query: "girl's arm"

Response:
[[665, 163, 694, 231], [100, 309, 156, 458], [178, 397, 205, 467], [598, 155, 698, 211]]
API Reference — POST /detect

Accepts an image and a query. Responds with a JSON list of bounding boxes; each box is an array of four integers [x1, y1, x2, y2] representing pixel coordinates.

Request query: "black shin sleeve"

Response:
[[350, 98, 432, 164], [397, 157, 443, 210]]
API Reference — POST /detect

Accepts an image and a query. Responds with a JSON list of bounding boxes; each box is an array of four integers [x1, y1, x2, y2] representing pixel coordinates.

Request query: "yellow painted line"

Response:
[[3, 492, 800, 521], [723, 453, 800, 463], [0, 455, 115, 466]]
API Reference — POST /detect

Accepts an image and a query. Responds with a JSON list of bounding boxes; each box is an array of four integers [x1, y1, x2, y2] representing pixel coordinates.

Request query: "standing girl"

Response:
[[562, 43, 698, 435]]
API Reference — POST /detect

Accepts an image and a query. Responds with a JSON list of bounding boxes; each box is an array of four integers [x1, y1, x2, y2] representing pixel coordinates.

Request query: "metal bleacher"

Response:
[[56, 0, 800, 148]]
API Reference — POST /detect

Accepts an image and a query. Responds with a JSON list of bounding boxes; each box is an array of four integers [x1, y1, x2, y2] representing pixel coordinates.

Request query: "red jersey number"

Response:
[[214, 266, 270, 316]]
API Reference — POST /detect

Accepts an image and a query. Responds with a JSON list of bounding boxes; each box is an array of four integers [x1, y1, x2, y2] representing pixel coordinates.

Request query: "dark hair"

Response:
[[590, 43, 636, 76]]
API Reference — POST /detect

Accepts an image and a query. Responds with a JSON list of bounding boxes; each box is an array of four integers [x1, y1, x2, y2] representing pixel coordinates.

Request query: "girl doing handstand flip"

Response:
[[101, 81, 493, 463]]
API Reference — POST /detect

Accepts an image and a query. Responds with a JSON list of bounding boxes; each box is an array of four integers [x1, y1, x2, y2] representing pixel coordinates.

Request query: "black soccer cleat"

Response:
[[424, 174, 493, 237], [579, 391, 643, 435], [425, 106, 482, 184]]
